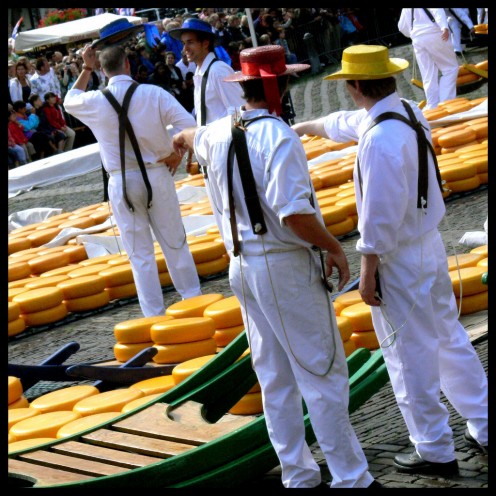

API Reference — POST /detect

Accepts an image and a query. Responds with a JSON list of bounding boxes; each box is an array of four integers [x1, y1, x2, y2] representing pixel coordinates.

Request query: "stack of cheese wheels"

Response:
[[8, 260, 32, 283], [8, 376, 28, 409], [56, 412, 122, 438], [150, 317, 217, 364], [29, 384, 100, 414], [332, 289, 363, 316], [341, 301, 379, 351], [166, 293, 225, 319], [72, 388, 145, 416], [12, 287, 68, 328], [203, 295, 245, 349], [171, 354, 217, 384], [129, 375, 176, 396], [336, 315, 356, 357], [27, 251, 71, 276], [189, 239, 229, 277], [57, 274, 110, 313], [99, 263, 137, 301], [9, 410, 82, 441], [450, 265, 488, 315], [8, 300, 26, 337], [113, 315, 174, 362]]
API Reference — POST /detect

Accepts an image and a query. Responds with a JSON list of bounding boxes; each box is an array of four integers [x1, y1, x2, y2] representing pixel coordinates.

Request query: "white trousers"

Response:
[[412, 31, 459, 109], [372, 229, 488, 462], [448, 18, 465, 52], [108, 166, 201, 316], [229, 248, 374, 488]]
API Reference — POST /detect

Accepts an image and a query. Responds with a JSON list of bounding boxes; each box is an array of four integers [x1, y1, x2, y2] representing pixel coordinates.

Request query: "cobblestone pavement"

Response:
[[8, 43, 488, 488]]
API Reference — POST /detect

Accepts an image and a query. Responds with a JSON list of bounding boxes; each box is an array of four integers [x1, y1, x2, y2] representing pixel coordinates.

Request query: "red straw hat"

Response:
[[224, 45, 309, 115]]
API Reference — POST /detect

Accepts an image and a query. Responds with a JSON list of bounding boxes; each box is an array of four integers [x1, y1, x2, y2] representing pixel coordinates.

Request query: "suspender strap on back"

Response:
[[200, 58, 218, 126], [102, 83, 153, 211], [412, 8, 436, 28]]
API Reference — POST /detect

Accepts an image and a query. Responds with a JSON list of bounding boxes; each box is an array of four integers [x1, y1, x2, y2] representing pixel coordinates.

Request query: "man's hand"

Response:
[[441, 28, 450, 42], [172, 127, 197, 157], [82, 44, 97, 68], [159, 152, 182, 176]]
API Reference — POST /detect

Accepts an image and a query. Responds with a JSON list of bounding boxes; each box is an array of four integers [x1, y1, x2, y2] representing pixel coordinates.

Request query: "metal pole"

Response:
[[245, 8, 258, 47]]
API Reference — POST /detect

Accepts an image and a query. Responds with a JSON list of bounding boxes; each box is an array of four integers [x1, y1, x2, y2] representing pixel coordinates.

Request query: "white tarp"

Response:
[[8, 142, 102, 198], [14, 13, 144, 53]]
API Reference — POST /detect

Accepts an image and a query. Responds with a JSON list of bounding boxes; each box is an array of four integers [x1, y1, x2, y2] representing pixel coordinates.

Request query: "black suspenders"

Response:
[[411, 8, 436, 28], [102, 83, 153, 212], [200, 57, 219, 126]]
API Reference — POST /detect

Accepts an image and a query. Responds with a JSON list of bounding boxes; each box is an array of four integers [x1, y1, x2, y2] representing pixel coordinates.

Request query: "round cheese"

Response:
[[56, 412, 122, 438], [342, 338, 357, 357], [350, 330, 380, 350], [8, 301, 20, 322], [213, 324, 245, 347], [8, 408, 41, 430], [166, 293, 225, 318], [336, 315, 354, 342], [447, 252, 485, 272], [8, 395, 30, 409], [113, 342, 155, 363], [121, 393, 163, 413], [98, 265, 135, 287], [10, 410, 82, 440], [171, 354, 217, 384], [29, 385, 100, 413], [57, 274, 106, 299], [445, 175, 480, 194], [67, 264, 112, 279], [8, 317, 26, 337], [327, 217, 355, 237], [21, 303, 68, 327], [9, 287, 30, 302], [63, 290, 110, 312], [450, 266, 487, 297], [189, 241, 227, 264], [105, 282, 137, 301], [8, 261, 32, 282], [129, 375, 176, 396], [229, 392, 263, 415], [203, 295, 243, 328], [153, 338, 217, 364], [340, 302, 374, 332], [26, 227, 62, 247], [456, 290, 488, 315], [8, 237, 32, 255], [9, 438, 57, 453], [114, 316, 174, 344], [8, 376, 23, 404], [195, 257, 229, 277], [150, 317, 216, 344], [63, 244, 89, 263], [72, 388, 144, 416], [24, 274, 70, 290], [13, 287, 64, 314]]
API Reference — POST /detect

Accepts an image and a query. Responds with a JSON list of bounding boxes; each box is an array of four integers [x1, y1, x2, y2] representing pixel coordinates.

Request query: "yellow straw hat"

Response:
[[324, 45, 409, 80]]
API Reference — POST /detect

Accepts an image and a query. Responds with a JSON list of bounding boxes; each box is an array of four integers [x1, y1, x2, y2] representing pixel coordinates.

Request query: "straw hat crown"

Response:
[[324, 45, 408, 80]]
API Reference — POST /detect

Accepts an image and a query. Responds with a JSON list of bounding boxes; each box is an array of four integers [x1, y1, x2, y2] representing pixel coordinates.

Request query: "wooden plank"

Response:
[[113, 402, 256, 445], [19, 450, 127, 477], [82, 429, 194, 458], [52, 440, 162, 469], [9, 458, 93, 486]]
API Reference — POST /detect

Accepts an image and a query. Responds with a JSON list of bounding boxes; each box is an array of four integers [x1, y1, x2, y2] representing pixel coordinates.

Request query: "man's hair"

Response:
[[240, 75, 290, 103], [99, 46, 127, 75], [35, 57, 47, 71], [346, 77, 397, 99]]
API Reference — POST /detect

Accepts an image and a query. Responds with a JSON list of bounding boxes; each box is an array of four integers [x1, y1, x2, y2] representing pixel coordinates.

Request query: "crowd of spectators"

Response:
[[8, 7, 405, 169]]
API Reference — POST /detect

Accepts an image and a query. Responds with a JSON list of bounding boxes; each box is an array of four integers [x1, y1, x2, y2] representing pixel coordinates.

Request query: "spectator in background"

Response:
[[160, 21, 184, 63], [133, 64, 150, 84], [136, 44, 156, 73], [227, 41, 242, 71], [9, 60, 32, 107], [61, 61, 80, 96], [29, 93, 66, 154], [8, 109, 28, 167], [275, 27, 298, 64], [175, 49, 196, 80], [42, 91, 76, 151], [225, 14, 249, 45], [164, 51, 190, 109], [338, 9, 362, 47], [240, 14, 256, 47], [30, 56, 62, 102], [148, 61, 172, 93]]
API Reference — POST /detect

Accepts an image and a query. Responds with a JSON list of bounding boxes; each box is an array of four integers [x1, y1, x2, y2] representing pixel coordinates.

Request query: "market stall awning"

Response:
[[14, 12, 144, 53]]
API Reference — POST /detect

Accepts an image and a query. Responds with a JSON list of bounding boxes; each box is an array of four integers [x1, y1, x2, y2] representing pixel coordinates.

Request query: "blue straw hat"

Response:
[[91, 18, 144, 49], [168, 18, 215, 40]]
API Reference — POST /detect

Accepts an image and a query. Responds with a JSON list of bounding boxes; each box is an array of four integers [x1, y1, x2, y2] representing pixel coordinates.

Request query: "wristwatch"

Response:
[[82, 64, 94, 72]]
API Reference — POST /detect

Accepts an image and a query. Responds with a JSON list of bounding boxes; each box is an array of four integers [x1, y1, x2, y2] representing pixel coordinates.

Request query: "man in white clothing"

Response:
[[292, 44, 488, 476], [64, 18, 202, 317], [445, 8, 475, 55], [398, 8, 459, 109]]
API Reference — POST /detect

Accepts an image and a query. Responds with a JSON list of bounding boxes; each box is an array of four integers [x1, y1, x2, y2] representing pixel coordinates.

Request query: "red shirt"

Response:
[[43, 105, 66, 130], [8, 120, 28, 145]]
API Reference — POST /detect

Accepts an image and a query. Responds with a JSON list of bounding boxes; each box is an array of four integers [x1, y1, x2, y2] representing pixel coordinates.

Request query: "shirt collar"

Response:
[[198, 52, 216, 76], [107, 74, 134, 85]]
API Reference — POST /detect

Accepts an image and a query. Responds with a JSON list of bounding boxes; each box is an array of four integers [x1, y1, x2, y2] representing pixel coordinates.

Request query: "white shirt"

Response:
[[175, 58, 197, 80], [410, 8, 450, 37], [323, 93, 446, 257], [445, 8, 474, 29], [30, 69, 61, 99], [194, 107, 321, 255], [193, 51, 244, 125], [64, 74, 196, 174]]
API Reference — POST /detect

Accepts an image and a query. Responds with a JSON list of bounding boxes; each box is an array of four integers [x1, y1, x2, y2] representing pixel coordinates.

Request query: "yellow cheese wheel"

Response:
[[26, 227, 62, 247], [159, 271, 173, 287], [8, 432, 17, 444], [150, 317, 216, 344], [327, 216, 356, 237], [463, 156, 488, 174], [214, 324, 245, 347], [72, 202, 107, 215], [450, 266, 487, 297], [8, 301, 21, 322], [320, 204, 349, 226], [155, 254, 168, 273], [21, 303, 68, 327], [8, 237, 32, 255], [340, 302, 374, 332], [8, 261, 32, 282], [40, 264, 82, 278], [88, 210, 111, 225], [336, 315, 354, 342], [10, 410, 82, 440], [203, 295, 243, 328], [67, 264, 112, 279], [447, 252, 485, 272], [470, 245, 487, 257], [106, 255, 131, 266], [8, 251, 41, 265], [333, 300, 345, 316], [153, 338, 217, 364], [40, 212, 73, 224], [195, 256, 229, 277], [477, 258, 488, 268], [315, 186, 342, 200], [121, 393, 163, 413], [189, 241, 227, 264], [57, 274, 106, 299], [316, 168, 353, 188], [56, 412, 122, 438], [439, 163, 477, 183], [98, 265, 135, 287], [171, 354, 217, 384], [58, 216, 96, 229], [187, 233, 221, 246], [129, 375, 176, 396], [334, 196, 357, 216], [342, 338, 357, 357], [8, 317, 27, 337], [105, 282, 137, 301], [73, 388, 144, 416], [113, 342, 155, 362], [64, 290, 110, 312], [79, 254, 121, 266], [333, 289, 363, 310], [8, 376, 23, 405], [317, 195, 340, 208], [29, 385, 100, 413], [10, 222, 45, 235], [437, 127, 477, 149], [13, 287, 64, 314], [229, 392, 263, 415], [114, 316, 174, 344], [63, 244, 89, 263], [24, 274, 70, 290], [166, 293, 225, 318], [456, 290, 488, 315], [8, 438, 57, 453], [350, 330, 380, 350], [8, 408, 41, 430], [9, 395, 30, 410], [445, 175, 480, 194]]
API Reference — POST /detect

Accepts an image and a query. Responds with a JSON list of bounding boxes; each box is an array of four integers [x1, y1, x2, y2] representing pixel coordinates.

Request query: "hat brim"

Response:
[[224, 63, 310, 83], [91, 25, 144, 49], [323, 58, 409, 80], [168, 27, 215, 41]]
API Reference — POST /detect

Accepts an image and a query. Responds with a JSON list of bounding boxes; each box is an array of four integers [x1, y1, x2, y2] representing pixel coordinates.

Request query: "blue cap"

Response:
[[91, 18, 144, 48], [168, 18, 215, 41]]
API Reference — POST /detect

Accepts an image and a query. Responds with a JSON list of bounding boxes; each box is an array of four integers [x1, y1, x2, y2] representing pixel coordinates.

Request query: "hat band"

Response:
[[341, 60, 391, 76], [240, 58, 287, 78]]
